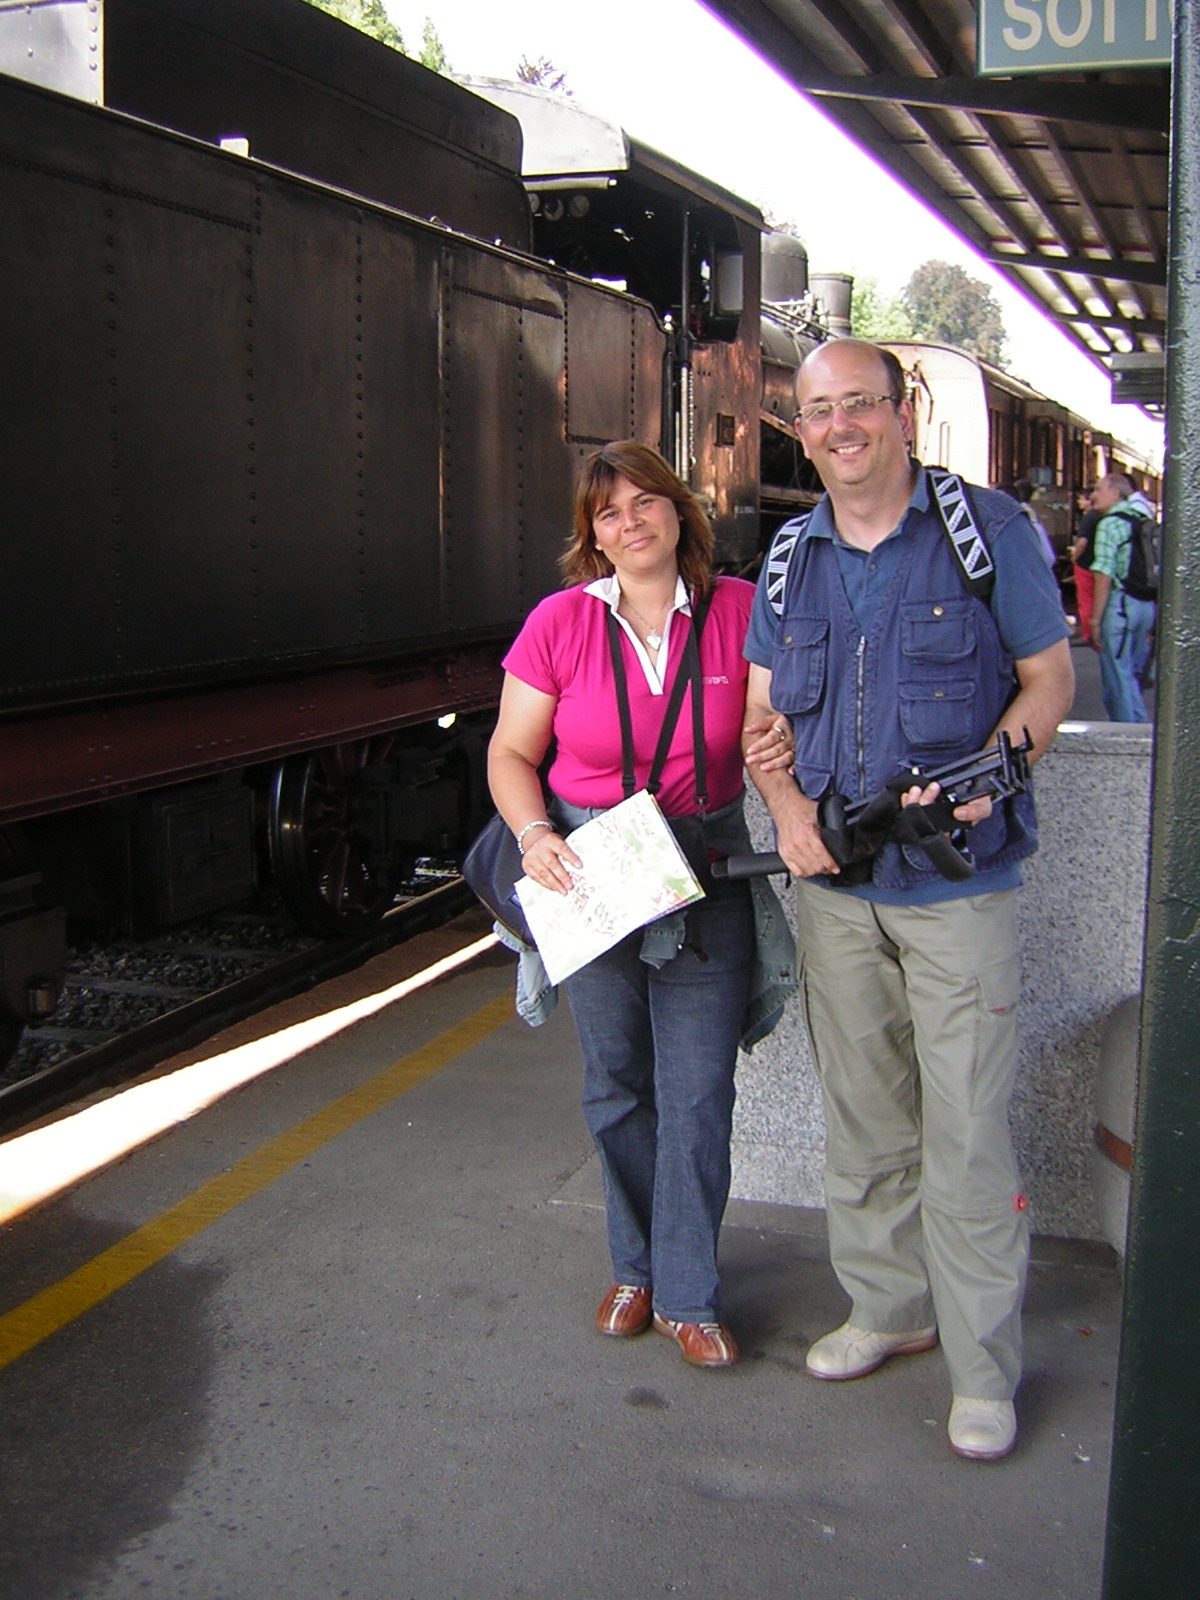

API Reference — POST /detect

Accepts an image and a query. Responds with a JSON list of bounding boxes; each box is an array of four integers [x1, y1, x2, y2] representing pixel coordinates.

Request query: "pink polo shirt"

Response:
[[502, 576, 754, 816]]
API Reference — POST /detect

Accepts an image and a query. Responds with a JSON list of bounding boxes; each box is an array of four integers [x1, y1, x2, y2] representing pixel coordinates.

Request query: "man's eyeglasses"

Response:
[[794, 392, 899, 428]]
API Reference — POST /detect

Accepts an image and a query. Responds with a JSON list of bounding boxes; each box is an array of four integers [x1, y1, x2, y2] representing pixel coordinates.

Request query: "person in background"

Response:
[[743, 339, 1074, 1462], [487, 441, 795, 1371], [1071, 489, 1103, 645], [1088, 472, 1157, 723], [1013, 481, 1057, 572]]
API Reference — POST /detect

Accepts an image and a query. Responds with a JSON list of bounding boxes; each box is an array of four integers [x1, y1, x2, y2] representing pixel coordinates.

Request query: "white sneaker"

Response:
[[948, 1396, 1017, 1461], [805, 1320, 938, 1380]]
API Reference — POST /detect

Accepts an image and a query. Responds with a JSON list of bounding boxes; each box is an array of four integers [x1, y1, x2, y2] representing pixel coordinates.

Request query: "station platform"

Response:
[[0, 910, 1120, 1600]]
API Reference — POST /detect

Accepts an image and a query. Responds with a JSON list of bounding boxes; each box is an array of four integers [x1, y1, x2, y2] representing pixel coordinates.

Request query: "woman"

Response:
[[487, 441, 793, 1369]]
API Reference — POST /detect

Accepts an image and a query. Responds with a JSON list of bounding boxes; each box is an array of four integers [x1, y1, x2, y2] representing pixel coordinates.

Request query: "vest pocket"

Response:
[[899, 680, 976, 749], [771, 617, 828, 714], [900, 599, 977, 665]]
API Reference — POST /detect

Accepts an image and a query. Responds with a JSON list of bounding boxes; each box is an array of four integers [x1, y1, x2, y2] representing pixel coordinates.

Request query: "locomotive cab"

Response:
[[462, 77, 765, 566]]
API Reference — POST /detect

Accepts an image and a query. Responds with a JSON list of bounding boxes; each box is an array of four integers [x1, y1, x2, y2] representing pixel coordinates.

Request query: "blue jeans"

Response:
[[562, 881, 754, 1321], [1099, 592, 1155, 723]]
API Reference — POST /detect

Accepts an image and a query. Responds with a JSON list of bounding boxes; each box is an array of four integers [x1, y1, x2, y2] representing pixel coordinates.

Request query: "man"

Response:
[[1071, 489, 1102, 645], [743, 340, 1074, 1462], [1088, 472, 1157, 723]]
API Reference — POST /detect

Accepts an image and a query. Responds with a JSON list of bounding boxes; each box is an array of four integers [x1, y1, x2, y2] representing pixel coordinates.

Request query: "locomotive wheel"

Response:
[[268, 739, 401, 938]]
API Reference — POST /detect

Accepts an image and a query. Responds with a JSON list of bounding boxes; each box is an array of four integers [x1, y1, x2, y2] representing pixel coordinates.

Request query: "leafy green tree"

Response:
[[901, 260, 1008, 366], [850, 277, 913, 340], [419, 18, 451, 73], [303, 0, 405, 53], [516, 55, 571, 93]]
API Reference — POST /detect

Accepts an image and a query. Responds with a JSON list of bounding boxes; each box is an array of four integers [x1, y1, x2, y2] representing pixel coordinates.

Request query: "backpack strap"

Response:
[[1110, 510, 1137, 574], [1107, 508, 1156, 596], [926, 467, 995, 601], [766, 513, 813, 620], [766, 473, 995, 619]]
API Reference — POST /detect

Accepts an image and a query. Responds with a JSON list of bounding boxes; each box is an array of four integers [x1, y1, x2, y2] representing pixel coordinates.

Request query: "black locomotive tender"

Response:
[[0, 0, 832, 1063]]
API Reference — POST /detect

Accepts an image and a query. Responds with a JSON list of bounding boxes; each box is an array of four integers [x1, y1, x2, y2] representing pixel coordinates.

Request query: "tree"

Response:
[[516, 55, 571, 93], [419, 19, 451, 73], [303, 0, 405, 53], [901, 260, 1008, 367], [300, 3, 451, 76], [850, 277, 913, 341]]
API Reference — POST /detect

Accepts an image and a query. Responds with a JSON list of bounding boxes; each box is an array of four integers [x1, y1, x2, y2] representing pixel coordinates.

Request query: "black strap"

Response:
[[606, 612, 637, 800], [605, 589, 712, 808]]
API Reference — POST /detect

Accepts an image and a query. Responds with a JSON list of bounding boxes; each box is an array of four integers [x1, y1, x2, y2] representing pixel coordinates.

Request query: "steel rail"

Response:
[[0, 878, 476, 1139]]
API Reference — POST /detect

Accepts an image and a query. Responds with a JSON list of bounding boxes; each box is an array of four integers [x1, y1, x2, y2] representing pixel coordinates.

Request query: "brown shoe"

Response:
[[595, 1283, 653, 1337], [652, 1312, 738, 1368]]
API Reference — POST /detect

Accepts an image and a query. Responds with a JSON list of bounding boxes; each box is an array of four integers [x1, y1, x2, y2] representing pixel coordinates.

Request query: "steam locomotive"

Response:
[[0, 0, 829, 1061]]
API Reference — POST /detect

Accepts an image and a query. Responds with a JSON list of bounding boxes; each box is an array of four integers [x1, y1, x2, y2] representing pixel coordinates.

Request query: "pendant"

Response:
[[645, 631, 662, 649]]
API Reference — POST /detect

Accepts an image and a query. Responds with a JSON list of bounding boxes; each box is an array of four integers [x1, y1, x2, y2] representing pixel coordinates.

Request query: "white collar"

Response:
[[583, 573, 691, 615], [583, 574, 691, 696]]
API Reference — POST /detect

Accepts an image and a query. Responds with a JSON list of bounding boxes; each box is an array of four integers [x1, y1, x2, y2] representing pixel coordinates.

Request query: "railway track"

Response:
[[0, 872, 476, 1138]]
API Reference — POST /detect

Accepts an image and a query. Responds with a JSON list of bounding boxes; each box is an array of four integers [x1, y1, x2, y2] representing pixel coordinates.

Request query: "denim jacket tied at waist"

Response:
[[493, 792, 796, 1050]]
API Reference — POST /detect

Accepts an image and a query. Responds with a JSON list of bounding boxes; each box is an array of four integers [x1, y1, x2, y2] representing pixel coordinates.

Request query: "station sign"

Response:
[[978, 0, 1173, 74]]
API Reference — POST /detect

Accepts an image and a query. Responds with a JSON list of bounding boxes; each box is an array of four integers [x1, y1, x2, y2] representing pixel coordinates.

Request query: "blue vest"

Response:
[[770, 495, 1038, 891]]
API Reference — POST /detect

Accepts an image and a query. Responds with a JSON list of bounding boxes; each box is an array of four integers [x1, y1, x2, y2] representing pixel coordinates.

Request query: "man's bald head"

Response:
[[791, 339, 916, 517], [795, 339, 906, 411]]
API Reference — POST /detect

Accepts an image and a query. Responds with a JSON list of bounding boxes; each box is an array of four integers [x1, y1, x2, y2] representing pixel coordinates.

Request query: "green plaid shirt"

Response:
[[1092, 493, 1155, 585]]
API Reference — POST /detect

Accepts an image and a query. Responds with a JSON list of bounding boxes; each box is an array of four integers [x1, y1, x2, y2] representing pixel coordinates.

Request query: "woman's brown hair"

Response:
[[561, 441, 715, 594]]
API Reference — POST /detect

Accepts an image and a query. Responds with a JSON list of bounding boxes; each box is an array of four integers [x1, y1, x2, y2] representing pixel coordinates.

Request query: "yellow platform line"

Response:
[[0, 992, 513, 1374]]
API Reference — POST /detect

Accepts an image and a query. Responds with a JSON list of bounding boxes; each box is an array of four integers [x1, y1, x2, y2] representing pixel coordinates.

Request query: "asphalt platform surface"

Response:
[[0, 910, 1121, 1600]]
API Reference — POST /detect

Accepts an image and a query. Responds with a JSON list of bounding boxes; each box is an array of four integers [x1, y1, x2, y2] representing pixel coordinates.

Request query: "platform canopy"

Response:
[[700, 0, 1169, 389]]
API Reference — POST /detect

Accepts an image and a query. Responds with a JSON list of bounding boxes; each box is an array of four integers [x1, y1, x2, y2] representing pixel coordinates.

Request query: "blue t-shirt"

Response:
[[744, 468, 1069, 905]]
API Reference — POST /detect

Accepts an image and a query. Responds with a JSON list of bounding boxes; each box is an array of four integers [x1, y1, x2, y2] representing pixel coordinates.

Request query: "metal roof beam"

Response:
[[872, 0, 958, 75], [989, 250, 1167, 287], [1040, 125, 1151, 318], [797, 0, 888, 72], [1051, 309, 1166, 337], [1112, 129, 1164, 257], [901, 104, 1049, 253], [796, 71, 1169, 134]]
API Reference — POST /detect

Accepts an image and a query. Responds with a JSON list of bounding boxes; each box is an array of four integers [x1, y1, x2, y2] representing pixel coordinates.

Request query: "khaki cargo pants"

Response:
[[796, 880, 1028, 1400]]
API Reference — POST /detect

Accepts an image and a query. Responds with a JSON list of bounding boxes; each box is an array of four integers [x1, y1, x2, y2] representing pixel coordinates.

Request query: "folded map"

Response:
[[514, 790, 705, 984]]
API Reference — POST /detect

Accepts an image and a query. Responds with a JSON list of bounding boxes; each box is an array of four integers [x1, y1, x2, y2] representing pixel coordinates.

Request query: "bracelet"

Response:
[[515, 819, 554, 855]]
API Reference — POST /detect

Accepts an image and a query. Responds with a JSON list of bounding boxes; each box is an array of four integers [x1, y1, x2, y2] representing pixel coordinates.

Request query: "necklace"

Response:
[[621, 595, 672, 650]]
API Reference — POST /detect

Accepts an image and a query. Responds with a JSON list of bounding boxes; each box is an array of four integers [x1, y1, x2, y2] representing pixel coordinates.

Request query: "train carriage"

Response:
[[886, 340, 1159, 556]]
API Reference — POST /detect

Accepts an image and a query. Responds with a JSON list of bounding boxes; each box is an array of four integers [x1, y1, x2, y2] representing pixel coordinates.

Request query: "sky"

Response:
[[384, 0, 1164, 466]]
